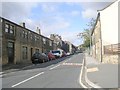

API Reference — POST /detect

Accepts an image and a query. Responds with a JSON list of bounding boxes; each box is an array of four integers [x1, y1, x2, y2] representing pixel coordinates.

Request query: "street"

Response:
[[2, 53, 84, 88], [1, 1, 119, 89]]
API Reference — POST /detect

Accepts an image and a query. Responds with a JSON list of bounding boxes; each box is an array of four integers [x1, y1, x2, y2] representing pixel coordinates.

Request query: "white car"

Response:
[[51, 50, 63, 58], [66, 52, 71, 56]]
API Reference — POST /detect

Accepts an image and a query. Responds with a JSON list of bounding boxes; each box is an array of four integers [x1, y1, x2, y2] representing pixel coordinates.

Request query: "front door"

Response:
[[31, 48, 33, 58], [7, 42, 14, 64]]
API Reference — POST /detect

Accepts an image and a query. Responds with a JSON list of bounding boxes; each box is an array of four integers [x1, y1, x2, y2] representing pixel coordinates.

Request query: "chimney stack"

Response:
[[20, 22, 25, 28], [36, 27, 41, 35]]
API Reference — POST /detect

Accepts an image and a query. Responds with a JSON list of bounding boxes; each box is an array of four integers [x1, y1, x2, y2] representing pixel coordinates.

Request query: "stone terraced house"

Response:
[[0, 17, 54, 65]]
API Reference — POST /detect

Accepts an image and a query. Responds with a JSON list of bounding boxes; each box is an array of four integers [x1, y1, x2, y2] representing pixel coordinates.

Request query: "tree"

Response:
[[78, 18, 96, 48]]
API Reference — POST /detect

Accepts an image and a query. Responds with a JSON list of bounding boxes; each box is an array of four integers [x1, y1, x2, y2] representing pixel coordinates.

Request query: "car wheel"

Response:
[[43, 59, 45, 63]]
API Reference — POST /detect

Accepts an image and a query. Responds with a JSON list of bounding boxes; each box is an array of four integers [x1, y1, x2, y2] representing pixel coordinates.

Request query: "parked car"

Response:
[[31, 52, 43, 64], [66, 52, 71, 56], [47, 52, 56, 60], [51, 50, 63, 58], [41, 53, 49, 62], [62, 51, 67, 57], [31, 52, 49, 64]]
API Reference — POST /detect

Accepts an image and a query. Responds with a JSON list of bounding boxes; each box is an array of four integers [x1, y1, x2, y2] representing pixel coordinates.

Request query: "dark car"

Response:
[[48, 52, 56, 60], [31, 52, 49, 64], [41, 53, 49, 62]]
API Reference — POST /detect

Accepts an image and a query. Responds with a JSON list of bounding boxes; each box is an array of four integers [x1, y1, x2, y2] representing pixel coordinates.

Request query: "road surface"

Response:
[[2, 53, 84, 88]]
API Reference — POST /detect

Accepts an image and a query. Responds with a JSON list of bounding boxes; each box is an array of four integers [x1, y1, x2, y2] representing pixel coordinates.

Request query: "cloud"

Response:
[[71, 10, 80, 16], [41, 3, 58, 13], [2, 2, 41, 32], [60, 30, 81, 46], [81, 9, 97, 19], [41, 16, 70, 36], [2, 2, 38, 22]]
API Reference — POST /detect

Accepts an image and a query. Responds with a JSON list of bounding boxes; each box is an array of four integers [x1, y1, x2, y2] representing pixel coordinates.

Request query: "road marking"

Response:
[[87, 67, 99, 72], [62, 63, 82, 66], [11, 72, 44, 87], [0, 72, 6, 78], [0, 72, 3, 74], [85, 67, 101, 88], [49, 64, 60, 70], [79, 58, 87, 88]]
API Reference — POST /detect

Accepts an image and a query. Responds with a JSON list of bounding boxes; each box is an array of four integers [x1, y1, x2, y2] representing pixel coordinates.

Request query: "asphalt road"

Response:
[[2, 53, 84, 88]]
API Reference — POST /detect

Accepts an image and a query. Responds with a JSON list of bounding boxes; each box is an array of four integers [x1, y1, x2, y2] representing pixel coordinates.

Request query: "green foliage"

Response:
[[78, 18, 96, 48]]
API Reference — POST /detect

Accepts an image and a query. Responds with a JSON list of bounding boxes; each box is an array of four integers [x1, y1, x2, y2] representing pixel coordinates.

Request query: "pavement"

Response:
[[84, 53, 118, 88], [0, 62, 33, 75]]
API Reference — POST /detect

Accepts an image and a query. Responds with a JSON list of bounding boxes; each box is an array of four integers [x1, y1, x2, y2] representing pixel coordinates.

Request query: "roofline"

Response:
[[98, 0, 118, 11], [1, 17, 53, 41], [91, 13, 100, 36]]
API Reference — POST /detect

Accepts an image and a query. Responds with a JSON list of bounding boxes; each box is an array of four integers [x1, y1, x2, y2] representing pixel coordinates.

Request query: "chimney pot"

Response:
[[20, 22, 25, 28]]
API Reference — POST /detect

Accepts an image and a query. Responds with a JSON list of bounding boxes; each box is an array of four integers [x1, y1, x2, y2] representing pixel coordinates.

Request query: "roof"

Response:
[[91, 0, 119, 36], [98, 0, 119, 11], [1, 17, 53, 41], [91, 13, 100, 36]]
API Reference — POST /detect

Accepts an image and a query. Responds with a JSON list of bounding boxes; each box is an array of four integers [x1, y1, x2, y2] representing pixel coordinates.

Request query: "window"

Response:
[[10, 25, 14, 34], [25, 32, 28, 38], [32, 35, 35, 41], [49, 41, 52, 46], [35, 35, 37, 41], [5, 24, 9, 32], [30, 34, 33, 40], [8, 42, 14, 48], [22, 30, 25, 38], [35, 49, 39, 52], [5, 24, 15, 35], [37, 36, 39, 41], [22, 46, 27, 59], [43, 38, 46, 44], [22, 30, 28, 39]]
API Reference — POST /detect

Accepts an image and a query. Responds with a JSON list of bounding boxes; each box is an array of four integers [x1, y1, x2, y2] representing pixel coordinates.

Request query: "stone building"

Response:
[[50, 34, 63, 49], [91, 13, 102, 62], [65, 41, 77, 54], [0, 17, 54, 65], [50, 34, 77, 53]]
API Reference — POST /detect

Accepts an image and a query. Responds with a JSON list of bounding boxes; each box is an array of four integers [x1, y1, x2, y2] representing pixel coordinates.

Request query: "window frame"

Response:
[[22, 46, 27, 59], [5, 23, 15, 35]]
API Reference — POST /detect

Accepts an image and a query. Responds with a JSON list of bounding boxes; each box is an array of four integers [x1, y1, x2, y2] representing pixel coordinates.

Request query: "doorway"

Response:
[[31, 48, 33, 58], [7, 42, 14, 64]]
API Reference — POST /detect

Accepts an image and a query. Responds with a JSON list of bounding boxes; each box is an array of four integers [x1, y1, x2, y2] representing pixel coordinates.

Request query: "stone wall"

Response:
[[102, 54, 118, 64]]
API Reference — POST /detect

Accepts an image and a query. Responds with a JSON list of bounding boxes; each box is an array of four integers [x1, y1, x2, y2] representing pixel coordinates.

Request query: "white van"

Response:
[[51, 50, 63, 58]]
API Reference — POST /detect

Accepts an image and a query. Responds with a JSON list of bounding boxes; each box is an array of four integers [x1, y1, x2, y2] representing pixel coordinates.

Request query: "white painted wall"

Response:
[[100, 0, 119, 45]]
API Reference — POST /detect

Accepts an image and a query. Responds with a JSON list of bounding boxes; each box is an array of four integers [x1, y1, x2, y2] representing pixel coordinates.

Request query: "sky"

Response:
[[1, 1, 114, 46]]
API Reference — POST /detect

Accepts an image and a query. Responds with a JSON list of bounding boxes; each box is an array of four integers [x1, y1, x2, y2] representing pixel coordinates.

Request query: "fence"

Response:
[[104, 43, 120, 55]]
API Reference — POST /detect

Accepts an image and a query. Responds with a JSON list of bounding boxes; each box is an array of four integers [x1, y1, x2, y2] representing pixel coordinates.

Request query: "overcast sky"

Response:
[[1, 1, 114, 46]]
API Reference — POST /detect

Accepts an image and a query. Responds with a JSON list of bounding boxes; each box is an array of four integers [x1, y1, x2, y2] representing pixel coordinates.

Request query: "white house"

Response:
[[91, 0, 119, 63], [99, 0, 119, 45]]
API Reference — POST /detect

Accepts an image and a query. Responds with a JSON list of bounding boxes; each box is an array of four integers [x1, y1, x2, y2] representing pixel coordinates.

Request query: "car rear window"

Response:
[[52, 51, 60, 54]]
